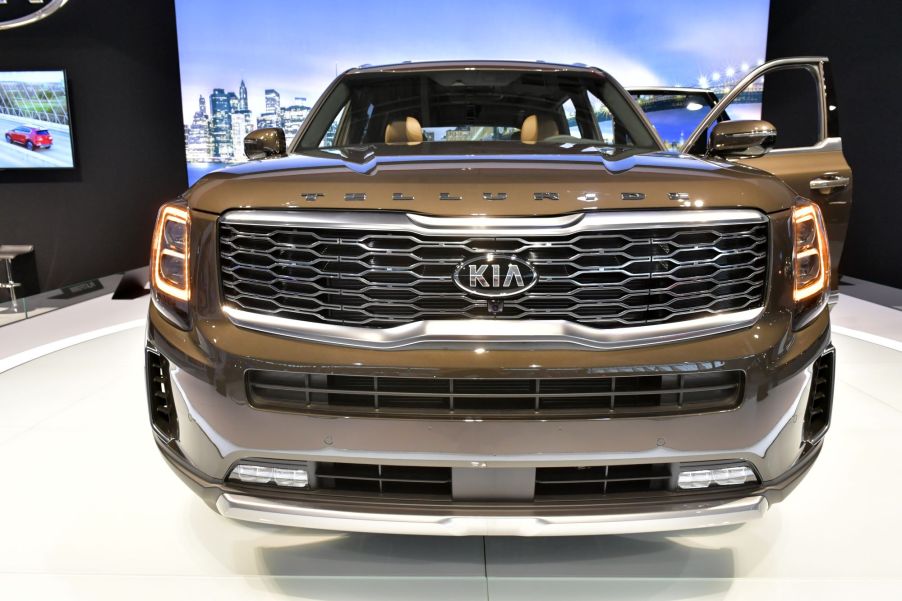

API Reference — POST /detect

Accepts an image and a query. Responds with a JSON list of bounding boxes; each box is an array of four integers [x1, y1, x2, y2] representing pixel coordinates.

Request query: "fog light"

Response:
[[678, 465, 756, 490], [230, 463, 309, 488], [273, 467, 309, 488]]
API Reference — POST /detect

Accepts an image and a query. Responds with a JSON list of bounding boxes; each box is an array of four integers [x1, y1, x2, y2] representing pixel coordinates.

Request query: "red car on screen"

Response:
[[4, 126, 53, 151]]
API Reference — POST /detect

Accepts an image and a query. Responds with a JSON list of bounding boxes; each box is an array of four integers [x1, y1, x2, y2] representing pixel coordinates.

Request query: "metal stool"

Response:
[[0, 245, 34, 313]]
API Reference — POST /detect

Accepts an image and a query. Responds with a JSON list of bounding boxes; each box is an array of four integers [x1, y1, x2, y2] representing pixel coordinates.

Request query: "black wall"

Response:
[[768, 0, 902, 289], [0, 0, 186, 291]]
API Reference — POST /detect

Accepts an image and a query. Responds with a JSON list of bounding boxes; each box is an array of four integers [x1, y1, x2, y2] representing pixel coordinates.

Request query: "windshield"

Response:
[[298, 68, 660, 151]]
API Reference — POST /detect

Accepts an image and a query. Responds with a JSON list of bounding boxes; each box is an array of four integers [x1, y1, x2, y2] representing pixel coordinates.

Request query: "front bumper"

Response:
[[147, 298, 832, 535], [145, 204, 833, 535], [157, 433, 820, 536]]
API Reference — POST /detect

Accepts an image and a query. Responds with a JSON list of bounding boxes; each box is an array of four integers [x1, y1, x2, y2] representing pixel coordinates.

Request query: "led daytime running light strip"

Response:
[[151, 204, 191, 302], [792, 203, 829, 302]]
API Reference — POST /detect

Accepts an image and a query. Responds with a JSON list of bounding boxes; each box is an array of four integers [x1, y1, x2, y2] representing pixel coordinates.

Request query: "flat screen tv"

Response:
[[0, 70, 75, 169]]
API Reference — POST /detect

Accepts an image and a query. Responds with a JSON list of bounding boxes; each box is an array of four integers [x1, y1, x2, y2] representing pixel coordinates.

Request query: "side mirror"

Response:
[[708, 120, 777, 158], [244, 128, 287, 160]]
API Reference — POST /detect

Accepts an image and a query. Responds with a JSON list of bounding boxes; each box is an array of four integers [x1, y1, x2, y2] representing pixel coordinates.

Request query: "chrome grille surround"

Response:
[[219, 210, 768, 349]]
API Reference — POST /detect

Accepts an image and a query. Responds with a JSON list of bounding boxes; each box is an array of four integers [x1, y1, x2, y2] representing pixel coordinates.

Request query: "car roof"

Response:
[[345, 60, 606, 77]]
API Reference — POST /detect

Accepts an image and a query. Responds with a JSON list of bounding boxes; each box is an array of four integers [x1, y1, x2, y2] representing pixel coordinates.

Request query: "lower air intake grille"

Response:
[[534, 464, 673, 497], [315, 463, 453, 497], [146, 350, 177, 439], [246, 370, 743, 418], [308, 462, 674, 499]]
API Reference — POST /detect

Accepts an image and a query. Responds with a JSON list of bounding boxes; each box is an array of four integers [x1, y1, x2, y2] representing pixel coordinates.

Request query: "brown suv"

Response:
[[146, 59, 847, 536]]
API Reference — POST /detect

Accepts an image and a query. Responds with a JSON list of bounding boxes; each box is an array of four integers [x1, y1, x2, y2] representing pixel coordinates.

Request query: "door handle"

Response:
[[810, 172, 850, 194]]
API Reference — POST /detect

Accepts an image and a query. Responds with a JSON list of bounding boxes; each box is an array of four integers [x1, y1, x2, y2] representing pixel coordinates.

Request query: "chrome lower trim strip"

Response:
[[220, 208, 767, 236], [216, 493, 768, 536], [222, 306, 764, 350]]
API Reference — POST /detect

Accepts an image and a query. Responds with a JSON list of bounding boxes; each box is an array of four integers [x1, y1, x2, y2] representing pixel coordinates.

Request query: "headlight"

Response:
[[150, 202, 191, 329], [792, 201, 830, 302], [151, 202, 190, 301]]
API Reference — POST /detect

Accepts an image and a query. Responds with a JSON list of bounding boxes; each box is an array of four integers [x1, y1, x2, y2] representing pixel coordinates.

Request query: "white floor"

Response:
[[1, 295, 900, 600]]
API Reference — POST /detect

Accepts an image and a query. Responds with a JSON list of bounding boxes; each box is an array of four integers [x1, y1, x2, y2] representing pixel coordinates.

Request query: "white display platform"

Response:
[[0, 293, 900, 600]]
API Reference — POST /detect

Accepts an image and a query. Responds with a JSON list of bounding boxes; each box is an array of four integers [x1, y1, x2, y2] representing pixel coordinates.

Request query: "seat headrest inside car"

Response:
[[385, 116, 424, 144], [520, 114, 560, 143]]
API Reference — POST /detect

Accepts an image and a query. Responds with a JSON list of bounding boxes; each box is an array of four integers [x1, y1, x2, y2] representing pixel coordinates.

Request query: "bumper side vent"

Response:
[[146, 350, 178, 440], [804, 347, 835, 444]]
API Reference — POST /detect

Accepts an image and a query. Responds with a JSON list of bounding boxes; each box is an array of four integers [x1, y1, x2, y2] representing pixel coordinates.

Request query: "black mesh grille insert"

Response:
[[804, 348, 835, 443], [315, 462, 453, 497], [534, 464, 673, 497], [145, 350, 177, 439], [219, 216, 768, 329], [246, 370, 743, 418], [310, 462, 674, 499]]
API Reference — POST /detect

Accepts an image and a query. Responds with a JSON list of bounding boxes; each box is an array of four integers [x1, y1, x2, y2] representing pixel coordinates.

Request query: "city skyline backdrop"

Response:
[[176, 0, 770, 122], [174, 0, 771, 180]]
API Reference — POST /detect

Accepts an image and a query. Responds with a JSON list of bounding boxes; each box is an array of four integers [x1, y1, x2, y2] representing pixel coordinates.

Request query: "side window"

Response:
[[562, 98, 579, 137], [319, 103, 347, 148], [759, 68, 821, 149], [587, 91, 612, 143], [632, 93, 714, 151]]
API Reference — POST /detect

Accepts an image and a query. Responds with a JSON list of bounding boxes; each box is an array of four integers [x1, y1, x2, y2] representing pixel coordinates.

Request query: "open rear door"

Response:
[[681, 57, 852, 291]]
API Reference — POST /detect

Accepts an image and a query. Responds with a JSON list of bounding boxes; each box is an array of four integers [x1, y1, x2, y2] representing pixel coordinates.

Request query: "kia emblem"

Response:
[[453, 255, 538, 298]]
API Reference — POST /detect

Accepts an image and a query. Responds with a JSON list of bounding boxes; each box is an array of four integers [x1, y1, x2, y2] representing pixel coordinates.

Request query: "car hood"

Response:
[[184, 142, 796, 215]]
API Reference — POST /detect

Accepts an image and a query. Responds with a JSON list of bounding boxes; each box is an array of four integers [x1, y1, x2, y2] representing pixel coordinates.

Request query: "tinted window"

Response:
[[300, 69, 658, 150], [760, 68, 821, 148]]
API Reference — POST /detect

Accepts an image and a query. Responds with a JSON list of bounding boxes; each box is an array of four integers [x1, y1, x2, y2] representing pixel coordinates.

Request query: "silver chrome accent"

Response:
[[483, 192, 508, 201], [392, 192, 415, 201], [439, 192, 462, 201], [300, 192, 324, 202], [809, 173, 850, 191], [621, 192, 646, 200], [452, 255, 538, 299], [222, 208, 765, 235], [344, 192, 366, 201], [0, 0, 69, 31], [721, 129, 777, 139], [216, 492, 768, 536], [577, 192, 598, 202], [222, 305, 764, 350], [533, 192, 560, 201]]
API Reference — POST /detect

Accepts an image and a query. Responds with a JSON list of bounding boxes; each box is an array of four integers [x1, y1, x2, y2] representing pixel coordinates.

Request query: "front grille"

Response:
[[246, 370, 743, 418], [219, 214, 768, 329]]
